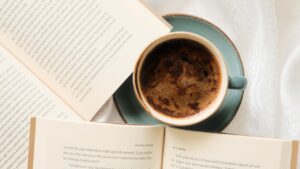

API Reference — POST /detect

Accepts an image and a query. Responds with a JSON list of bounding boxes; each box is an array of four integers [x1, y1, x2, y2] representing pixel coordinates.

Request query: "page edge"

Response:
[[291, 141, 299, 169], [28, 117, 37, 169]]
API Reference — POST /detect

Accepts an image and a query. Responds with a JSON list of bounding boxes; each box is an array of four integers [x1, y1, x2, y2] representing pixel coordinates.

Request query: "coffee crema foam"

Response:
[[140, 39, 221, 118]]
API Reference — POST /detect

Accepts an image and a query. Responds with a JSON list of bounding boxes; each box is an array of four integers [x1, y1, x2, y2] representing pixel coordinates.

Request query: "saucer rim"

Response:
[[113, 13, 245, 131]]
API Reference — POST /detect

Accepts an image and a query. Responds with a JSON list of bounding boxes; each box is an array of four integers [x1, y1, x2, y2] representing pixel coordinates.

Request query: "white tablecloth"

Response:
[[94, 0, 300, 165]]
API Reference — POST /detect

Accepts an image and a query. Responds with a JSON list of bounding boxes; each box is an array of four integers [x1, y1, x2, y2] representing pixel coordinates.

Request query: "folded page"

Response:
[[0, 0, 171, 120], [29, 118, 165, 169]]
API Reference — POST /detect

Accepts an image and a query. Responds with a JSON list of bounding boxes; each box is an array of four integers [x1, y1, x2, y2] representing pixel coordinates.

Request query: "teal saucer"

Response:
[[113, 14, 245, 132]]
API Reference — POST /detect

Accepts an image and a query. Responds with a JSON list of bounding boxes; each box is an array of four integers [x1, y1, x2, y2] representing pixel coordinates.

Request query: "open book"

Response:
[[0, 1, 170, 168], [29, 118, 298, 169]]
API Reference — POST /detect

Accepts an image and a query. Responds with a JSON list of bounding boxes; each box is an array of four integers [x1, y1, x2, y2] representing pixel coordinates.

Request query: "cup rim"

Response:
[[133, 32, 228, 126]]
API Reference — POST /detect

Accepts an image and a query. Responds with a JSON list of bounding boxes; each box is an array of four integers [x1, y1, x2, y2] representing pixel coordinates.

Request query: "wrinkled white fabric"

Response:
[[93, 0, 300, 165]]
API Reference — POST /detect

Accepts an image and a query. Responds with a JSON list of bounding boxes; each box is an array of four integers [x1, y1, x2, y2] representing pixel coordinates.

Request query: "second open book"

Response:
[[29, 118, 298, 169]]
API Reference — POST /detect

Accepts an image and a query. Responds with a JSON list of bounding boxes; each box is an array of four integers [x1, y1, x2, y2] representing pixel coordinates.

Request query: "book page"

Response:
[[163, 127, 294, 169], [29, 118, 165, 169], [0, 46, 81, 169], [0, 0, 171, 120]]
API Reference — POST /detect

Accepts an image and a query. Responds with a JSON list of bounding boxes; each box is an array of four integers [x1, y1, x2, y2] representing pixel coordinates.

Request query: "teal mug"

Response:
[[133, 32, 246, 126]]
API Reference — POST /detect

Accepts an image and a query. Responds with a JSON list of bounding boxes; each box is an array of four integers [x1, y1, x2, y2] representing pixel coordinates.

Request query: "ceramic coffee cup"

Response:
[[133, 32, 246, 126]]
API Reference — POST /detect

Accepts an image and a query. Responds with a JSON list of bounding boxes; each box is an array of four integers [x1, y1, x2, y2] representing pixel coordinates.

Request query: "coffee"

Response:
[[140, 39, 221, 118]]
